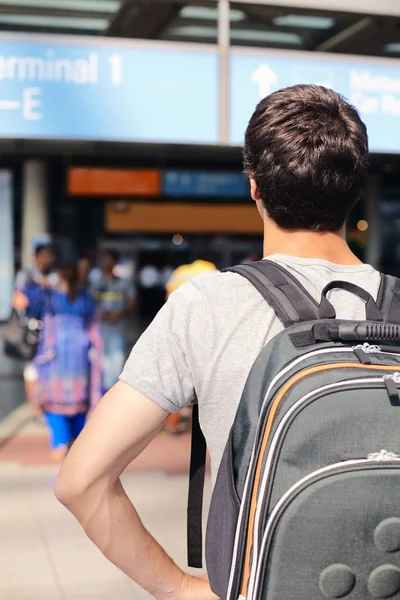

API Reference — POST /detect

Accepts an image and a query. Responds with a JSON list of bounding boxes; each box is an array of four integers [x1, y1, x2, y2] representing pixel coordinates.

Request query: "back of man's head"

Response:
[[244, 84, 369, 232]]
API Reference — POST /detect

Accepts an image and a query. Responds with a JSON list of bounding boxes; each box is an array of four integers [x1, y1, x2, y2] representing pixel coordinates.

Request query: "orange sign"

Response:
[[68, 168, 161, 197], [106, 202, 263, 234]]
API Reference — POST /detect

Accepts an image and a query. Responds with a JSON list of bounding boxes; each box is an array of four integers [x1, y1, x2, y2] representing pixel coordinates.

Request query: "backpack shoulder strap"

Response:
[[187, 260, 323, 568], [377, 274, 400, 324], [187, 403, 207, 569], [224, 260, 320, 327]]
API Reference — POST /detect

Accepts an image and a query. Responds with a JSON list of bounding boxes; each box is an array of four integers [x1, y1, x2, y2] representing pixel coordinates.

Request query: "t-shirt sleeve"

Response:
[[120, 282, 204, 413], [124, 278, 136, 302], [14, 270, 28, 291]]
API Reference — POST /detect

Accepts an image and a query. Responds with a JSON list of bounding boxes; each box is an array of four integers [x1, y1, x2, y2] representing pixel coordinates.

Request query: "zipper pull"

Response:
[[367, 450, 400, 461], [341, 452, 370, 461], [383, 375, 400, 405], [353, 347, 371, 364], [353, 343, 382, 353], [342, 450, 400, 461], [353, 343, 381, 364]]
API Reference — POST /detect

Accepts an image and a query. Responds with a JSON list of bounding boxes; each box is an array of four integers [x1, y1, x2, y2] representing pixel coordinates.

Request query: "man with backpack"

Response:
[[55, 85, 398, 600]]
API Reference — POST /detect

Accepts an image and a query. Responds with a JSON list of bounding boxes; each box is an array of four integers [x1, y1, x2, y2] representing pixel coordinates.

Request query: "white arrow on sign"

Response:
[[252, 64, 278, 99]]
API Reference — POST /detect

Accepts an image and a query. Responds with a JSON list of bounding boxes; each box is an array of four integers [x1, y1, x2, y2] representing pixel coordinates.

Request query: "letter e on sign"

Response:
[[23, 88, 42, 120]]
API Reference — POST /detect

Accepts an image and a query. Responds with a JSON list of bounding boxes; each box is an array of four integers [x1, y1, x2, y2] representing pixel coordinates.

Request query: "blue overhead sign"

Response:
[[231, 49, 400, 154], [0, 35, 218, 144], [163, 170, 248, 198], [2, 35, 400, 153]]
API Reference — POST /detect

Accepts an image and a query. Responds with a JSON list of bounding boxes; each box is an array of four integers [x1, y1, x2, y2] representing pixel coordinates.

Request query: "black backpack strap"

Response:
[[187, 403, 207, 568], [377, 274, 400, 325], [224, 260, 319, 327]]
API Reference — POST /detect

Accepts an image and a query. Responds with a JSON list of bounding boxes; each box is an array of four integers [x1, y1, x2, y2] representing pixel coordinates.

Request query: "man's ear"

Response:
[[250, 177, 262, 202]]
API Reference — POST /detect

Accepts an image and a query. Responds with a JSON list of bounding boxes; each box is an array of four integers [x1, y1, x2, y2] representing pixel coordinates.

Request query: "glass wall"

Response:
[[0, 170, 14, 321], [380, 169, 400, 275]]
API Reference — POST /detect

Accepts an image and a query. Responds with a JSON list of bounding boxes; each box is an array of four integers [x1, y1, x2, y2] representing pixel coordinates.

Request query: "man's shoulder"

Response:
[[174, 270, 254, 306], [15, 267, 36, 289]]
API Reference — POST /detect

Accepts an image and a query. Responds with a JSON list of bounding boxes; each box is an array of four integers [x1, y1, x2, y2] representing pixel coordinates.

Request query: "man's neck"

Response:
[[103, 271, 115, 280], [263, 220, 362, 266]]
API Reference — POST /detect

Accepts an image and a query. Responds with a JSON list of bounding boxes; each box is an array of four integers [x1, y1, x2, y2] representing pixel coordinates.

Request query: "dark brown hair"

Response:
[[243, 84, 369, 231], [59, 263, 80, 303]]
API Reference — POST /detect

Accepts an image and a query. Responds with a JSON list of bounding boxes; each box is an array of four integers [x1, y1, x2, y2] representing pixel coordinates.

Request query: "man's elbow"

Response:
[[55, 470, 83, 510], [54, 468, 97, 518]]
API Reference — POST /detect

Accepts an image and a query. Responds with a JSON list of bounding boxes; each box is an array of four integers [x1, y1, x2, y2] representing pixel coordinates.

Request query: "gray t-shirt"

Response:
[[120, 255, 381, 478]]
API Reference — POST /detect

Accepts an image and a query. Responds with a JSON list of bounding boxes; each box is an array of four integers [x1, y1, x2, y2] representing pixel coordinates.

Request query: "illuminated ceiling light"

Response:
[[273, 14, 335, 29], [0, 0, 120, 12], [172, 234, 184, 246], [0, 14, 109, 30], [357, 220, 369, 232], [167, 25, 302, 45], [113, 200, 130, 214], [231, 29, 303, 44], [166, 25, 218, 38], [385, 43, 400, 54], [179, 6, 246, 22]]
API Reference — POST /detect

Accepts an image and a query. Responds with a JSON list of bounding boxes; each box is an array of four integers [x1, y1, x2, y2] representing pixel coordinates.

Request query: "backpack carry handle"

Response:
[[319, 281, 384, 322], [334, 321, 400, 342]]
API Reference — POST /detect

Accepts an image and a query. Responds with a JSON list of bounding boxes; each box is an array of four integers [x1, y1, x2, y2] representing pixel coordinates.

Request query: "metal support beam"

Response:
[[106, 1, 140, 37], [227, 0, 400, 18], [110, 3, 181, 39], [365, 172, 381, 269], [218, 0, 230, 145], [316, 17, 373, 52]]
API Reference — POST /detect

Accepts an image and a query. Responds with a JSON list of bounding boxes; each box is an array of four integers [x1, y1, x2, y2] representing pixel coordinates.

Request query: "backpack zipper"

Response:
[[247, 375, 396, 599], [225, 346, 399, 600], [353, 343, 382, 353], [250, 455, 400, 600], [385, 372, 400, 383]]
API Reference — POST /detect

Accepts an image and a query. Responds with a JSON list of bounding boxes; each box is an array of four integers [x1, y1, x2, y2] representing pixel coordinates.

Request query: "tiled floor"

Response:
[[0, 406, 210, 600]]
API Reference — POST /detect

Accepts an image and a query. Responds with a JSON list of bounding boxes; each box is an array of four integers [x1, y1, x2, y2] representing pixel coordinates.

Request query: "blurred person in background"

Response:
[[165, 257, 217, 300], [24, 263, 103, 462], [14, 243, 56, 296], [77, 255, 93, 291], [12, 244, 56, 412], [164, 257, 217, 434], [91, 249, 136, 391]]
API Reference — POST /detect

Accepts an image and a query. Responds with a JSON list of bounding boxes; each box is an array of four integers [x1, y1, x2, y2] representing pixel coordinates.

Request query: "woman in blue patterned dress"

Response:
[[25, 263, 103, 462]]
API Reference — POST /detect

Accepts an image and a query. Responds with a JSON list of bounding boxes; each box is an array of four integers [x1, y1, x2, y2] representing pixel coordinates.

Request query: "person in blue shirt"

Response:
[[14, 244, 57, 295], [13, 244, 57, 411], [25, 263, 103, 462], [91, 249, 136, 391]]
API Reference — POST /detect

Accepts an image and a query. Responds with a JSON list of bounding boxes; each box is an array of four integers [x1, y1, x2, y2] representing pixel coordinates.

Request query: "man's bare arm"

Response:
[[55, 381, 216, 600]]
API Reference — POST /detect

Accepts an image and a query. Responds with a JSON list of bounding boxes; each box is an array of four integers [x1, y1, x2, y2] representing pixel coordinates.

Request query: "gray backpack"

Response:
[[187, 260, 400, 600]]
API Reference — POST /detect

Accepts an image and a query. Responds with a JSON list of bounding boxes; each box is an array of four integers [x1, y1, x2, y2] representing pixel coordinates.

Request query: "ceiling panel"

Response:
[[0, 0, 399, 57]]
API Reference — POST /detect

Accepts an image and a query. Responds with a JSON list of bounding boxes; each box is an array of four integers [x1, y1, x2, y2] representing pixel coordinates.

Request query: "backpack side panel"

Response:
[[259, 465, 400, 600]]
